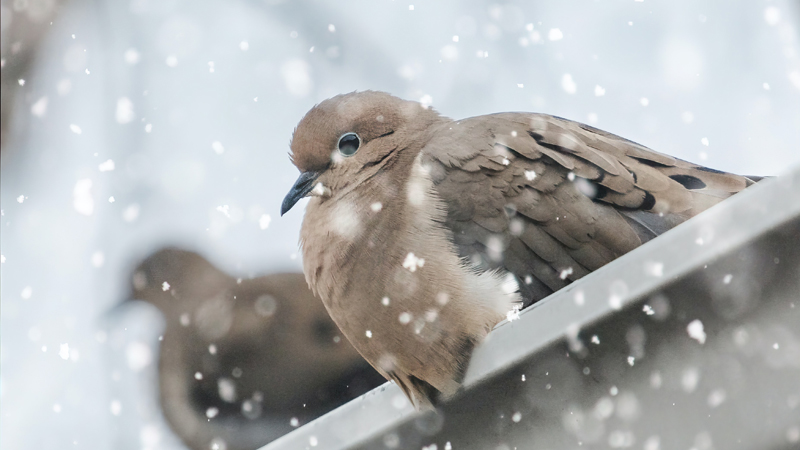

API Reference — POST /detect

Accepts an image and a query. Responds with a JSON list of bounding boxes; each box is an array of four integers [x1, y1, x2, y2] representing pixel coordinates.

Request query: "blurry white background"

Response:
[[1, 0, 799, 449]]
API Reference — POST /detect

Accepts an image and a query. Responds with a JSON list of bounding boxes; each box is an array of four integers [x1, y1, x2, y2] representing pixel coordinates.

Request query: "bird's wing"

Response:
[[422, 113, 755, 305]]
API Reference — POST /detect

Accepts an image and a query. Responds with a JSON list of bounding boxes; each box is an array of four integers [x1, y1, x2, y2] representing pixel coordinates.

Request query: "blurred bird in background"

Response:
[[281, 91, 760, 409], [127, 248, 384, 450]]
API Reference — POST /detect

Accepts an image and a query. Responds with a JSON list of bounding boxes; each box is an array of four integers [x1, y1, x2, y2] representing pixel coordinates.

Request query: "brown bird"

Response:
[[128, 248, 383, 450], [280, 91, 758, 409]]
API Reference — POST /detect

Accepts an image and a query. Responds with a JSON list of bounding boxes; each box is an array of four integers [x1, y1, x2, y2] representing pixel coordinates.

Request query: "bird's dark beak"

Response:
[[281, 171, 321, 216]]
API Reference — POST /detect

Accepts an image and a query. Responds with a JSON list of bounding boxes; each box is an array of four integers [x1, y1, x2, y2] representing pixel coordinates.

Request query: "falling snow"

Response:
[[73, 179, 94, 215], [59, 343, 70, 360], [707, 389, 726, 408], [122, 204, 140, 222], [402, 252, 425, 272], [573, 290, 585, 306], [644, 261, 664, 277], [211, 141, 225, 155], [259, 214, 271, 230], [687, 319, 707, 344], [506, 304, 522, 322], [561, 74, 577, 94], [594, 85, 606, 96], [124, 48, 140, 64], [115, 97, 135, 123], [723, 274, 733, 284], [281, 59, 312, 97], [91, 251, 105, 268], [126, 342, 152, 371], [682, 367, 700, 392], [1, 3, 797, 449], [31, 97, 48, 117], [98, 159, 115, 172], [764, 6, 781, 26], [110, 400, 122, 416], [216, 205, 231, 218]]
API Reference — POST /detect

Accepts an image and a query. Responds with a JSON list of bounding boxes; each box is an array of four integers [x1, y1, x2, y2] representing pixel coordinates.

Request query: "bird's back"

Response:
[[422, 113, 757, 306]]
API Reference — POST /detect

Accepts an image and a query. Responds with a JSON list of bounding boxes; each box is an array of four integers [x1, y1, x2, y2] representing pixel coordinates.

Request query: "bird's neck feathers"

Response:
[[299, 150, 520, 406], [298, 119, 444, 301]]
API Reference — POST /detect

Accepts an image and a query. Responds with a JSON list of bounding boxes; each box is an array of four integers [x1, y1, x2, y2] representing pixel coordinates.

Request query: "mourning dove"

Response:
[[128, 248, 384, 450], [280, 91, 758, 409]]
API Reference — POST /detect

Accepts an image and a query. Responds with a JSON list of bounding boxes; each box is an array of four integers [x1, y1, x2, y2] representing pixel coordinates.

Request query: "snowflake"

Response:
[[398, 312, 412, 324], [259, 214, 271, 230], [402, 252, 425, 272], [687, 319, 706, 344], [506, 304, 522, 322], [59, 343, 70, 360], [211, 141, 225, 155], [124, 48, 140, 64], [594, 85, 606, 96], [115, 97, 135, 123], [644, 261, 664, 277], [216, 205, 231, 218], [561, 74, 576, 94], [31, 97, 48, 117], [98, 159, 115, 172]]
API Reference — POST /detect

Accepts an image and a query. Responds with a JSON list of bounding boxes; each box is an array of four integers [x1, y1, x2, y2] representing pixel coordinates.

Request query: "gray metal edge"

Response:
[[263, 164, 800, 450]]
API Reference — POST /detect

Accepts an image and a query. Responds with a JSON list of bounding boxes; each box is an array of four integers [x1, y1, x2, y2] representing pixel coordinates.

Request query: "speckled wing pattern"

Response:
[[422, 113, 756, 306]]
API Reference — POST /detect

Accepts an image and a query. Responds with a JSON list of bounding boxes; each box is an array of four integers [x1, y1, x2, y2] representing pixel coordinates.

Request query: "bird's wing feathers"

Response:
[[423, 113, 754, 305]]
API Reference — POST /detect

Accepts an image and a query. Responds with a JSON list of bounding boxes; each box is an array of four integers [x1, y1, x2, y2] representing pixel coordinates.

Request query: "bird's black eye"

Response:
[[337, 132, 360, 157]]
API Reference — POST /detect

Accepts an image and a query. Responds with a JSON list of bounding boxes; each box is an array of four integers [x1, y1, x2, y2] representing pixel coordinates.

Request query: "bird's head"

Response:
[[281, 91, 442, 215]]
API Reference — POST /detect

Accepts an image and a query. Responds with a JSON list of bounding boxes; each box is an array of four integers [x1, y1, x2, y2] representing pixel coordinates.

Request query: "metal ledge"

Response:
[[264, 166, 800, 450]]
